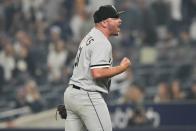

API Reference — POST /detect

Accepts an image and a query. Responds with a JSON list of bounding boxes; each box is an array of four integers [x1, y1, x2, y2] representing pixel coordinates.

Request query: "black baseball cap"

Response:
[[93, 5, 125, 23]]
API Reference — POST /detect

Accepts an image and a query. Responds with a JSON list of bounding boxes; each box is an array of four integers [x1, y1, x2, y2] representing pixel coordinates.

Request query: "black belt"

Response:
[[72, 85, 103, 94], [73, 85, 81, 90]]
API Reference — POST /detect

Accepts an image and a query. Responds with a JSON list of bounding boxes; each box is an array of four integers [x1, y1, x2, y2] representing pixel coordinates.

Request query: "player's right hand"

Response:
[[120, 57, 131, 70]]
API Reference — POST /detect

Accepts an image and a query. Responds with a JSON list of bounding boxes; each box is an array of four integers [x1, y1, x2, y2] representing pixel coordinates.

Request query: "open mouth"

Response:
[[118, 25, 121, 30], [118, 23, 122, 28]]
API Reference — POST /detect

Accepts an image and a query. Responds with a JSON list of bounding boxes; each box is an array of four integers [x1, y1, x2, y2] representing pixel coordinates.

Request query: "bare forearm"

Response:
[[91, 66, 126, 79], [91, 57, 131, 79]]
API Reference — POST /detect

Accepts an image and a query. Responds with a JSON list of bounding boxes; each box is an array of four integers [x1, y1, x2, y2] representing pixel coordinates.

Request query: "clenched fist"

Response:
[[120, 57, 131, 71]]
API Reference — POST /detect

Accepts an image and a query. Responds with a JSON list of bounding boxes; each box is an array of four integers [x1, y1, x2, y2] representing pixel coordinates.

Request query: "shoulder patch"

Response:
[[86, 36, 94, 46]]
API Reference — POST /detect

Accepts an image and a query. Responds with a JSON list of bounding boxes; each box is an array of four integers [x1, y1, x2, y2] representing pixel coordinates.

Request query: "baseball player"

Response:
[[64, 5, 131, 131]]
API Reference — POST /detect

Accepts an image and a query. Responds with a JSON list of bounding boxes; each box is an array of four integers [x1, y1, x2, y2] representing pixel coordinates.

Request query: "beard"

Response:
[[108, 24, 120, 36]]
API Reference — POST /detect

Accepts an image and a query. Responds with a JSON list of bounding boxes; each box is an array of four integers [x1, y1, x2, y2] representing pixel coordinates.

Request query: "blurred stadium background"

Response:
[[0, 0, 196, 131]]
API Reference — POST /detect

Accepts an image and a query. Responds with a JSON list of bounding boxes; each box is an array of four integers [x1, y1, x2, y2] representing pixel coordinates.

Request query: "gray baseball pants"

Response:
[[64, 85, 112, 131]]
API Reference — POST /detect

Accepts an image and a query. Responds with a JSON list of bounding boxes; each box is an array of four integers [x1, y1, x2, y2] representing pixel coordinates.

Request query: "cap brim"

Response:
[[118, 11, 126, 15]]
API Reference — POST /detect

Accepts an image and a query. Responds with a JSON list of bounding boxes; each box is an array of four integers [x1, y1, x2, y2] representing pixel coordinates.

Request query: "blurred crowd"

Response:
[[0, 0, 196, 121]]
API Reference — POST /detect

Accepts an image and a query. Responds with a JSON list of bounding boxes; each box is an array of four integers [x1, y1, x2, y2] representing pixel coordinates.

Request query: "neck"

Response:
[[95, 25, 110, 38]]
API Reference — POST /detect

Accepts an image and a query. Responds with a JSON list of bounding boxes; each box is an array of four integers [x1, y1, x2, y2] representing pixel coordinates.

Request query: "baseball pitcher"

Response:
[[64, 5, 131, 131]]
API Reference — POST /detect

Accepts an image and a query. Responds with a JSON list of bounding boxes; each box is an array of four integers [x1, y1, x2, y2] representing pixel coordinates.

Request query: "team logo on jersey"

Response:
[[86, 36, 94, 46]]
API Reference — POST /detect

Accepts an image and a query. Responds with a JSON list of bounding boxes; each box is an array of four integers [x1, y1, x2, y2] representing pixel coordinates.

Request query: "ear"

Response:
[[100, 20, 108, 28]]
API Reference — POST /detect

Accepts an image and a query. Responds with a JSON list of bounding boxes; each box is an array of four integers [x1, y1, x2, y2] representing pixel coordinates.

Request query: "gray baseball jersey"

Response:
[[69, 27, 113, 93]]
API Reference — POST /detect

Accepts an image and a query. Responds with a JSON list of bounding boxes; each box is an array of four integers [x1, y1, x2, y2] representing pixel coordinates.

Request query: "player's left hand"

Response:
[[56, 105, 67, 120]]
